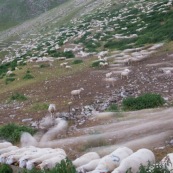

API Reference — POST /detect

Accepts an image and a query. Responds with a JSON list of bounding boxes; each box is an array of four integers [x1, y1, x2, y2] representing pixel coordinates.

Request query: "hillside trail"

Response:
[[38, 107, 173, 159]]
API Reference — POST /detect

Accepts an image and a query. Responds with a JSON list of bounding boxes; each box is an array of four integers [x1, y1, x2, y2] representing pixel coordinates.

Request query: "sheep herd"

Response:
[[0, 142, 173, 173]]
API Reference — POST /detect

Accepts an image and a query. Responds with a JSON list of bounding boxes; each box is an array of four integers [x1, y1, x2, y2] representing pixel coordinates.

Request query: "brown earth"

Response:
[[0, 48, 173, 161]]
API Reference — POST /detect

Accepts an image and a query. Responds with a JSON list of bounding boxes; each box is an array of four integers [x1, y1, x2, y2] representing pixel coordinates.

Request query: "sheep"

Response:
[[20, 132, 38, 147], [112, 148, 155, 173], [99, 62, 109, 68], [0, 142, 12, 149], [26, 149, 66, 170], [37, 154, 66, 170], [160, 153, 173, 173], [6, 70, 13, 76], [72, 152, 100, 168], [0, 146, 19, 155], [57, 57, 66, 61], [6, 147, 39, 165], [48, 104, 56, 118], [105, 72, 113, 78], [77, 159, 101, 173], [124, 58, 132, 66], [39, 118, 68, 144], [65, 65, 72, 70], [121, 69, 130, 79], [94, 147, 133, 173], [0, 146, 37, 163], [19, 148, 65, 168], [104, 77, 117, 87], [71, 88, 84, 99], [39, 115, 55, 130], [60, 62, 68, 68]]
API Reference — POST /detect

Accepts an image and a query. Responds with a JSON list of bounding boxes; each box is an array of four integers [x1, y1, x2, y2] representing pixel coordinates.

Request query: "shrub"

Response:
[[39, 64, 50, 68], [23, 73, 34, 80], [91, 60, 104, 67], [0, 123, 36, 144], [122, 93, 165, 111], [10, 93, 27, 101], [106, 104, 119, 112], [0, 164, 13, 173], [72, 59, 83, 64], [51, 158, 76, 173], [5, 77, 15, 84]]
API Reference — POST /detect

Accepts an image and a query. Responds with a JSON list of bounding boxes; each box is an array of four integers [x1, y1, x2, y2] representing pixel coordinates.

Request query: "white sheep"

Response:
[[19, 148, 65, 168], [48, 104, 56, 117], [58, 57, 66, 61], [0, 146, 37, 163], [104, 77, 117, 87], [121, 69, 130, 79], [6, 70, 13, 76], [60, 62, 68, 68], [26, 150, 66, 170], [6, 147, 39, 165], [37, 154, 66, 170], [72, 152, 100, 168], [77, 159, 101, 173], [0, 142, 12, 149], [95, 147, 133, 173], [160, 153, 173, 173], [65, 65, 72, 70], [99, 62, 109, 68], [39, 118, 68, 144], [0, 146, 19, 155], [106, 72, 113, 78], [39, 116, 55, 130], [112, 148, 155, 173], [20, 132, 38, 147], [71, 88, 84, 99]]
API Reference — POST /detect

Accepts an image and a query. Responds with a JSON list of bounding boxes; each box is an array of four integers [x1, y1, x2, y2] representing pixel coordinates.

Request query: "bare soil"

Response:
[[0, 49, 173, 161]]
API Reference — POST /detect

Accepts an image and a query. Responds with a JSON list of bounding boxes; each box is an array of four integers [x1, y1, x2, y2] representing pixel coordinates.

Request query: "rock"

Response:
[[22, 118, 33, 122]]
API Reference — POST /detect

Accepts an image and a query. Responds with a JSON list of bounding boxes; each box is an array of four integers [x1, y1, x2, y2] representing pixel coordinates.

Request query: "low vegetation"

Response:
[[0, 158, 76, 173], [72, 59, 83, 64], [106, 103, 119, 112], [0, 124, 36, 144], [0, 164, 13, 173], [10, 93, 27, 101], [122, 93, 165, 111]]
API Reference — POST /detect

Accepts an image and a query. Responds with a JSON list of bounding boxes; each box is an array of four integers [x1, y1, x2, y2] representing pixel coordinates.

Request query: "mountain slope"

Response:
[[0, 0, 68, 31]]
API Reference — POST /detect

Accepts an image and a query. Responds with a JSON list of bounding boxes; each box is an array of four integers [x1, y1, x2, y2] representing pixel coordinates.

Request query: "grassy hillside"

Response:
[[0, 0, 68, 31]]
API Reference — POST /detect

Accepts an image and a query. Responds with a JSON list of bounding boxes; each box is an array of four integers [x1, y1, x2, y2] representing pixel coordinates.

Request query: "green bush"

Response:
[[10, 93, 27, 101], [5, 77, 15, 84], [0, 164, 13, 173], [39, 64, 50, 68], [72, 59, 83, 64], [23, 73, 34, 80], [106, 104, 119, 112], [91, 60, 104, 67], [122, 93, 165, 111], [0, 123, 36, 144]]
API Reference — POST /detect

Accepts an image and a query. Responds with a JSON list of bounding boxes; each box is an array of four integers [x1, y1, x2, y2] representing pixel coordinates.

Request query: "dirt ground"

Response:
[[0, 49, 173, 161]]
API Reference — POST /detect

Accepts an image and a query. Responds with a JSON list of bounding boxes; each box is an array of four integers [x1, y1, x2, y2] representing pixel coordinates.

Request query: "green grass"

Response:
[[72, 59, 83, 64], [31, 103, 49, 112], [0, 164, 13, 173], [106, 104, 119, 112], [10, 92, 27, 101], [0, 123, 36, 144], [122, 93, 165, 111]]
